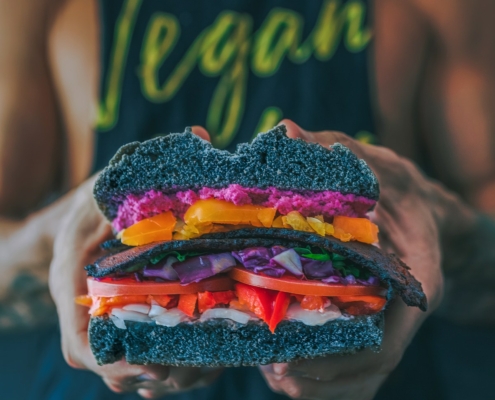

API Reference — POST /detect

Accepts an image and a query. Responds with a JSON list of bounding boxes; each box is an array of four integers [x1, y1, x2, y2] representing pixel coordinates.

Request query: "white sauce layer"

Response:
[[284, 303, 342, 326], [199, 308, 254, 324], [108, 304, 345, 329]]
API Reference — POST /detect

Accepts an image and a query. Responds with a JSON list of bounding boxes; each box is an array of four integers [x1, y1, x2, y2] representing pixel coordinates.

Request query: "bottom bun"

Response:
[[89, 314, 384, 367]]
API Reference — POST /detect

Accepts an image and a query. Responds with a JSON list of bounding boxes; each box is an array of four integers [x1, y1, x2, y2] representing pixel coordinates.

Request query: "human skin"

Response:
[[48, 120, 477, 399], [2, 0, 495, 397], [256, 120, 448, 400], [49, 129, 226, 399]]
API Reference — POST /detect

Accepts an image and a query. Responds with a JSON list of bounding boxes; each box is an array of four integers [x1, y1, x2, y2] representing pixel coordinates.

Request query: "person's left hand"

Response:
[[257, 120, 449, 399], [49, 126, 223, 399]]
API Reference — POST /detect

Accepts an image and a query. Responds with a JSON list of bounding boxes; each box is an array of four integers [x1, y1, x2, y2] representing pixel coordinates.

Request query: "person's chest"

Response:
[[50, 0, 381, 175]]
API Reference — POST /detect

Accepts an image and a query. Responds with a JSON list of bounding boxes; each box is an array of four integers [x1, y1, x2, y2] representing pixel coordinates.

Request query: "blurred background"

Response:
[[1, 0, 495, 399]]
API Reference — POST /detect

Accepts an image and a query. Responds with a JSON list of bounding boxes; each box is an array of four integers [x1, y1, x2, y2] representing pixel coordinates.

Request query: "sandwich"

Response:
[[77, 125, 427, 367]]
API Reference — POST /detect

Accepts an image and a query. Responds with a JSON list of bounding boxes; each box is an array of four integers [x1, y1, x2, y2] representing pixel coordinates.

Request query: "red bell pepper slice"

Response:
[[235, 283, 276, 324], [178, 293, 198, 317], [198, 292, 216, 313], [212, 290, 235, 304], [268, 292, 290, 333], [198, 291, 236, 313]]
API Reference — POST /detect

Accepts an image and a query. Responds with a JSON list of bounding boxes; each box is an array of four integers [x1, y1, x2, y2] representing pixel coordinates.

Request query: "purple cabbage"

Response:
[[271, 249, 304, 278], [232, 246, 381, 285], [301, 259, 335, 279], [321, 275, 341, 284], [173, 253, 236, 284], [232, 247, 286, 277], [143, 256, 179, 281], [357, 276, 381, 286]]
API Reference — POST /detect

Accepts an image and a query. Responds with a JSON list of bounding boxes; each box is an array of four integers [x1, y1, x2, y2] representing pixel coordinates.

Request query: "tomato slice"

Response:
[[229, 267, 387, 297], [87, 275, 234, 297], [300, 295, 328, 310]]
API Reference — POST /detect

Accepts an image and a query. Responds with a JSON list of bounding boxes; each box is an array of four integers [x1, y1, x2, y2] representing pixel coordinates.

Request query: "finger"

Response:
[[270, 351, 379, 383], [279, 119, 405, 180], [191, 125, 211, 142], [165, 366, 213, 390], [262, 372, 386, 400], [280, 119, 361, 153], [100, 362, 170, 394], [136, 367, 223, 398], [273, 302, 418, 387]]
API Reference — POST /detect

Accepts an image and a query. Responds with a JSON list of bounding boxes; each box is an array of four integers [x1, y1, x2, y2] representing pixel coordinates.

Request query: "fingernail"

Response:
[[135, 374, 155, 383]]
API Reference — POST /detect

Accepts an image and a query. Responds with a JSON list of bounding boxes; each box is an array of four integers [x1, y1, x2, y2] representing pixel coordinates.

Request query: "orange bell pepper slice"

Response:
[[184, 199, 276, 228], [146, 294, 174, 308], [332, 295, 386, 315], [333, 216, 379, 244], [86, 295, 150, 316], [75, 295, 93, 307], [178, 293, 198, 317], [121, 211, 177, 246]]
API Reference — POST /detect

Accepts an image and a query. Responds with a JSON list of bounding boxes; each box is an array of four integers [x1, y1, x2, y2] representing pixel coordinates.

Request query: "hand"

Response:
[[49, 128, 223, 399], [258, 120, 448, 399]]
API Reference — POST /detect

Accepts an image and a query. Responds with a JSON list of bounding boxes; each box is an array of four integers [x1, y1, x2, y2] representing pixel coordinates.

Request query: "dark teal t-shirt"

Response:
[[1, 2, 495, 400], [93, 0, 376, 171]]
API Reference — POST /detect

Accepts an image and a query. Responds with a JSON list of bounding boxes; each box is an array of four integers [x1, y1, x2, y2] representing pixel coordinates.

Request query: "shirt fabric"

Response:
[[2, 1, 494, 399]]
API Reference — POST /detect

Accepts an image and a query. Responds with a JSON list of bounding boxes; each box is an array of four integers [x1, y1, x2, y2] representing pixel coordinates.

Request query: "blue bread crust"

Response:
[[89, 313, 384, 367], [93, 126, 379, 221]]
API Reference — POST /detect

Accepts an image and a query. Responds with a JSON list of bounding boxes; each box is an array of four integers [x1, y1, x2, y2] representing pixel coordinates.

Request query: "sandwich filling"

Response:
[[81, 185, 386, 334], [77, 246, 388, 333]]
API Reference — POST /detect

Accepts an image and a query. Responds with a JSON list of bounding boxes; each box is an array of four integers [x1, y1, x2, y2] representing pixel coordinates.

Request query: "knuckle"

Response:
[[63, 348, 84, 370], [103, 379, 125, 394]]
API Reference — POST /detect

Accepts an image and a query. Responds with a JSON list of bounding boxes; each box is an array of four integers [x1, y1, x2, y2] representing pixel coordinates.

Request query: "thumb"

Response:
[[190, 126, 211, 142], [278, 119, 309, 140], [279, 119, 367, 158]]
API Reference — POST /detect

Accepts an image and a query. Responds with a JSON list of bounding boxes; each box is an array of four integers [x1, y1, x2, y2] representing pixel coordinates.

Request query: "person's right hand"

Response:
[[49, 126, 222, 399]]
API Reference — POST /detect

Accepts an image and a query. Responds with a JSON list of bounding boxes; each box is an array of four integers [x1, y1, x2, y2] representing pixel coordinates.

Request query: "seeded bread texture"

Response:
[[89, 313, 384, 366], [94, 126, 379, 221]]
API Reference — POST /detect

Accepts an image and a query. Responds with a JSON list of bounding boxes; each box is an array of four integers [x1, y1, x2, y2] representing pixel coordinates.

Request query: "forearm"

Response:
[[0, 193, 73, 300]]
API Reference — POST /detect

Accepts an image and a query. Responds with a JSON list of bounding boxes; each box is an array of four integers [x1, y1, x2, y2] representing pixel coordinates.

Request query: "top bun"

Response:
[[94, 125, 379, 221]]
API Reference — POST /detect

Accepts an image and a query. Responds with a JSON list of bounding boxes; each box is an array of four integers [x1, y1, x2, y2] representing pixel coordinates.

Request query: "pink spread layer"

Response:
[[113, 185, 376, 231]]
